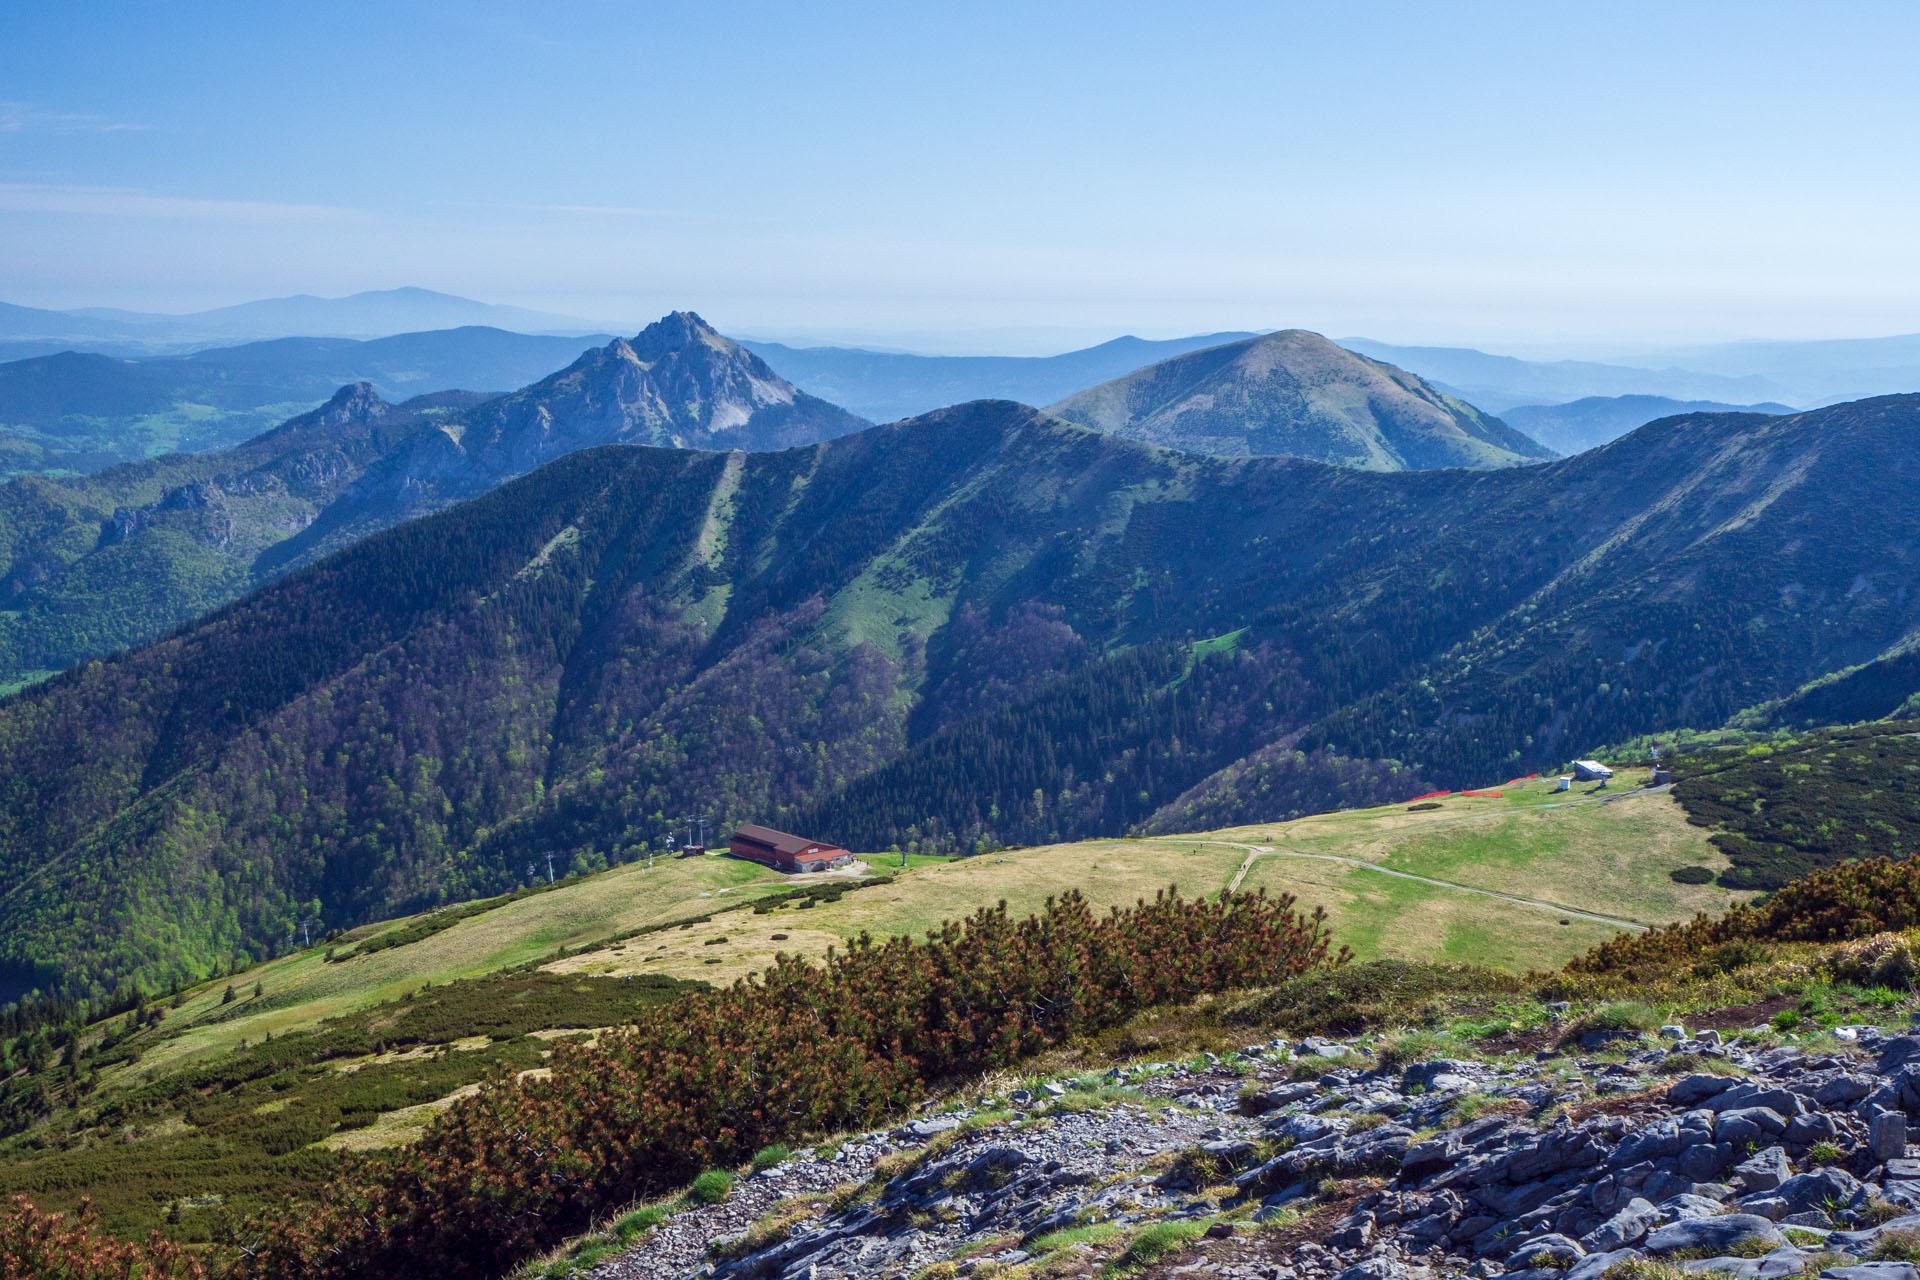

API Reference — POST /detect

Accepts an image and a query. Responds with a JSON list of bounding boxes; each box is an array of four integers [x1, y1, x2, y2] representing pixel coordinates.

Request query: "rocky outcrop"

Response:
[[588, 1021, 1920, 1280]]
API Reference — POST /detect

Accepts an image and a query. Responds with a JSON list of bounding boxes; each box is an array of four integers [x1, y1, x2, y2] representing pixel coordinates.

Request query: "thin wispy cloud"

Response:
[[441, 199, 718, 220], [439, 200, 783, 229], [0, 182, 360, 222], [0, 102, 151, 134], [537, 203, 707, 218]]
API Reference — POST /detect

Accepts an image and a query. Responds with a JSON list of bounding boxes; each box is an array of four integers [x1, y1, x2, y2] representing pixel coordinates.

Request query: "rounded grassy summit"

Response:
[[1046, 328, 1554, 469]]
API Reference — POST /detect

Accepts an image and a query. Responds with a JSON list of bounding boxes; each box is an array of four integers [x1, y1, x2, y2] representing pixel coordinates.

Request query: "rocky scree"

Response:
[[581, 1025, 1920, 1280]]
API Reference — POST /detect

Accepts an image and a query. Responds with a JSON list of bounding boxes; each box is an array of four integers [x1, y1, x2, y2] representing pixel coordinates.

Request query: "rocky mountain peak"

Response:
[[630, 309, 727, 363], [314, 381, 391, 426]]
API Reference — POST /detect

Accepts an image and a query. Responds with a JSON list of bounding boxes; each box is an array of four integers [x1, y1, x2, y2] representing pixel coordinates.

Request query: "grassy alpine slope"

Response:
[[4, 393, 1920, 1005], [0, 772, 1733, 1244], [0, 753, 1910, 1279]]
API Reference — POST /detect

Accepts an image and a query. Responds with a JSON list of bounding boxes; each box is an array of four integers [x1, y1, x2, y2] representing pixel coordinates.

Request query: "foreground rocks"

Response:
[[590, 1023, 1920, 1280]]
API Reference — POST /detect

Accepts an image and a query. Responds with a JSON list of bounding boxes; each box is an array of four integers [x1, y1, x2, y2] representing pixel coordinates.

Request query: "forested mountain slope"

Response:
[[0, 386, 482, 687], [1047, 329, 1554, 468], [0, 313, 866, 687], [0, 327, 614, 475], [2, 394, 1916, 1003]]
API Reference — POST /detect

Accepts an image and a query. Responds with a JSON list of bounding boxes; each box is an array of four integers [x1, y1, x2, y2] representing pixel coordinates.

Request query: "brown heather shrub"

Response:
[[1827, 933, 1919, 986], [1569, 855, 1920, 974], [0, 1195, 207, 1280], [220, 886, 1345, 1280]]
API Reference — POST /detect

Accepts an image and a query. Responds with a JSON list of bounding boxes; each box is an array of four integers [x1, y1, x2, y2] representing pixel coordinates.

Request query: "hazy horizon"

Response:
[[6, 2, 1920, 353]]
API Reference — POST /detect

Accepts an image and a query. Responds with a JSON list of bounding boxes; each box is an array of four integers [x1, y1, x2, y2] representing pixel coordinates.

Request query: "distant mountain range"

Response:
[[0, 327, 615, 473], [1501, 395, 1794, 456], [0, 313, 864, 686], [1046, 329, 1554, 469], [1595, 333, 1920, 404], [0, 317, 1558, 689], [5, 390, 1918, 1001], [0, 287, 597, 356], [738, 332, 1259, 422], [1338, 338, 1796, 413]]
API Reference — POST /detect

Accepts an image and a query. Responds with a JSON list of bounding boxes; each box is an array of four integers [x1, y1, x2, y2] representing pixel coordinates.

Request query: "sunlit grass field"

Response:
[[4, 770, 1754, 1237]]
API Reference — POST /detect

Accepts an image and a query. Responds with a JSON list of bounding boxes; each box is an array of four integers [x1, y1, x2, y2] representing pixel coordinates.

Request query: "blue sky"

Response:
[[3, 1, 1919, 351]]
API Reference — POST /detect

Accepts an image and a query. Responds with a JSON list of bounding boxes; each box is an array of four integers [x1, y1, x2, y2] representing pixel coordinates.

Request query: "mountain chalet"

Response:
[[727, 824, 857, 874]]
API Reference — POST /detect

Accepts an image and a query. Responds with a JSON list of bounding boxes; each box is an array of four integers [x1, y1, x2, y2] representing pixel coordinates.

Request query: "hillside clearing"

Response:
[[551, 773, 1739, 983]]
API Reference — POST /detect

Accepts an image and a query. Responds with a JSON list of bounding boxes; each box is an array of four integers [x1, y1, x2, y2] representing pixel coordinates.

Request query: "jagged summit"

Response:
[[279, 310, 872, 540], [0, 313, 874, 687], [630, 309, 727, 360], [460, 309, 865, 453], [313, 380, 389, 423]]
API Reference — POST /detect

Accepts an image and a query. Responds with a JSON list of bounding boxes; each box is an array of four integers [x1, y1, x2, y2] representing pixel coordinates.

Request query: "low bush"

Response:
[[0, 1195, 207, 1279], [1111, 1219, 1208, 1271], [1232, 960, 1516, 1036], [1558, 1001, 1660, 1045], [1872, 1228, 1920, 1262], [1572, 853, 1920, 974], [224, 887, 1345, 1280], [687, 1170, 733, 1205]]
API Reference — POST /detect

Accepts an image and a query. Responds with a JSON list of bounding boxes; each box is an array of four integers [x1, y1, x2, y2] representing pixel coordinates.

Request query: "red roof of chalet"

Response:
[[730, 824, 847, 858]]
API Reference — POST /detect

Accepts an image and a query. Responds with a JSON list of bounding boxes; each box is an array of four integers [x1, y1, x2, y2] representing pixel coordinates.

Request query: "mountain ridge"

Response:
[[0, 313, 867, 686], [0, 287, 598, 351], [1501, 394, 1794, 455], [0, 325, 620, 474]]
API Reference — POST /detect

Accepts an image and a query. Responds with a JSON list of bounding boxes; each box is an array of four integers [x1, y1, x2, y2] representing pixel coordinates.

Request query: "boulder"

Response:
[[1326, 1212, 1374, 1250], [1829, 1216, 1920, 1254], [1405, 1060, 1479, 1089], [1710, 1087, 1811, 1118], [1671, 1075, 1738, 1106], [1511, 1234, 1586, 1268], [1787, 1112, 1844, 1145], [1682, 1246, 1816, 1279], [1818, 1076, 1876, 1107], [1718, 1108, 1791, 1145], [1662, 1193, 1739, 1220], [1334, 1259, 1422, 1280], [1580, 1198, 1659, 1252], [1876, 1113, 1910, 1162], [1681, 1141, 1736, 1181], [1739, 1195, 1789, 1221], [1567, 1251, 1643, 1280], [1776, 1168, 1865, 1216], [1734, 1147, 1792, 1193], [1644, 1214, 1786, 1257]]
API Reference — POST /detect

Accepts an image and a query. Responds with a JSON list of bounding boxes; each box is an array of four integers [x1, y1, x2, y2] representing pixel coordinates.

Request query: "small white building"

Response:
[[1572, 760, 1614, 783], [1554, 776, 1572, 792]]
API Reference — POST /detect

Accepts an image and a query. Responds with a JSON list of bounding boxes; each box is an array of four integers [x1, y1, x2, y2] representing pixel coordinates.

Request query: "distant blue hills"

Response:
[[5, 285, 1920, 476]]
